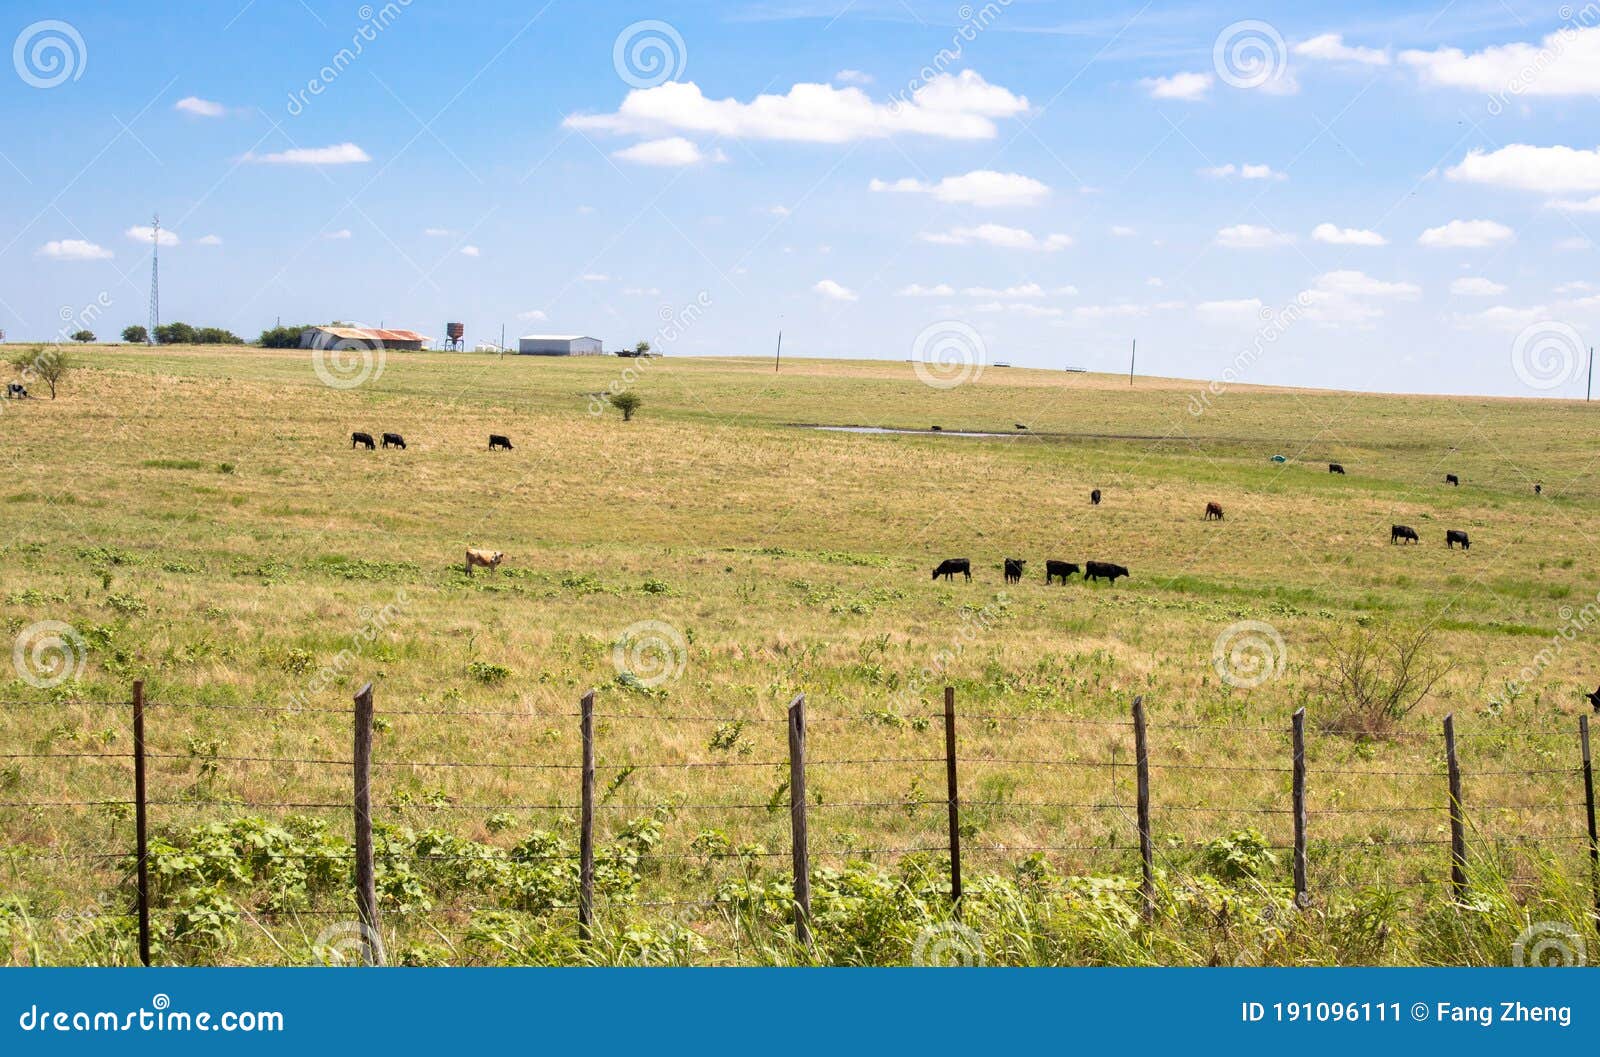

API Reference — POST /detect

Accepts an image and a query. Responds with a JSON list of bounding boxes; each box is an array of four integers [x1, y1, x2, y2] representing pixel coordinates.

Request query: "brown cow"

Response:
[[1204, 502, 1223, 520], [465, 548, 504, 575]]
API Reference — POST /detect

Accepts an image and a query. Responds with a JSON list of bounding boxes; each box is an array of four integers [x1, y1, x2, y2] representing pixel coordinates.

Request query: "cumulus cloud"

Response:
[[517, 309, 548, 321], [613, 136, 724, 166], [323, 229, 353, 240], [196, 234, 222, 246], [1215, 224, 1293, 249], [1401, 27, 1600, 95], [246, 142, 371, 165], [125, 225, 179, 246], [972, 302, 1062, 317], [1143, 72, 1212, 100], [962, 282, 1046, 298], [1197, 298, 1265, 324], [37, 239, 112, 260], [895, 283, 955, 297], [869, 169, 1048, 207], [1110, 225, 1137, 237], [1448, 144, 1600, 193], [1202, 163, 1285, 180], [459, 245, 480, 257], [813, 278, 858, 301], [834, 69, 873, 85], [174, 95, 226, 117], [581, 273, 610, 282], [423, 227, 453, 237], [1450, 277, 1506, 296], [1311, 222, 1387, 246], [1298, 270, 1420, 324], [1293, 34, 1390, 66], [622, 286, 661, 296], [1417, 218, 1513, 248], [565, 71, 1028, 143], [921, 224, 1072, 251], [1549, 194, 1600, 212]]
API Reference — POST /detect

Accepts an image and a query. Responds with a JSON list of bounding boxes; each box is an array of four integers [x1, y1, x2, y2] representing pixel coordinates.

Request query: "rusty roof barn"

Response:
[[300, 325, 431, 351]]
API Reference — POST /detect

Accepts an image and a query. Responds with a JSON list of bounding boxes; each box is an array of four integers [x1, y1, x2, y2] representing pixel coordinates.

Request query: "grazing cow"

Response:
[[488, 434, 514, 451], [464, 548, 504, 576], [1535, 483, 1543, 495], [351, 431, 376, 450], [1445, 473, 1459, 486], [932, 558, 971, 581], [1445, 529, 1470, 550], [1587, 685, 1600, 712], [381, 432, 407, 450], [1204, 502, 1224, 521], [1003, 558, 1026, 584], [1045, 560, 1080, 584], [1391, 524, 1419, 544], [1328, 463, 1345, 475], [1014, 423, 1028, 431], [1090, 488, 1102, 505], [1084, 561, 1129, 584], [4, 382, 28, 398]]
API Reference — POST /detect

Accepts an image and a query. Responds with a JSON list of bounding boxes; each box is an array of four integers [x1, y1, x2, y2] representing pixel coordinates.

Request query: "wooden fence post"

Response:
[[943, 686, 963, 907], [1132, 695, 1154, 920], [578, 690, 596, 942], [1443, 713, 1467, 903], [352, 682, 385, 965], [1581, 715, 1598, 933], [787, 693, 811, 947], [1292, 707, 1308, 906], [132, 680, 150, 967]]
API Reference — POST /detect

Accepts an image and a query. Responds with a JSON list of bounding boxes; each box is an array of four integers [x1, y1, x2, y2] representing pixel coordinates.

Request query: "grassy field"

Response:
[[2, 344, 1598, 967]]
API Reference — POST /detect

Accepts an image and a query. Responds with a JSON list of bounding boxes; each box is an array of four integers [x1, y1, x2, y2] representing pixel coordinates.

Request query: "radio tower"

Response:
[[147, 213, 160, 345]]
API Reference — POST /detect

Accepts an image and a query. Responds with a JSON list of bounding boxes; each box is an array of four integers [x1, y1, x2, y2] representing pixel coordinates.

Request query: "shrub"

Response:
[[609, 391, 642, 421], [121, 325, 148, 344], [1314, 623, 1453, 736]]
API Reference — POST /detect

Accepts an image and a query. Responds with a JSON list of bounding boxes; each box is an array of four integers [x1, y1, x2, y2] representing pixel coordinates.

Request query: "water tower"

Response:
[[445, 322, 465, 351]]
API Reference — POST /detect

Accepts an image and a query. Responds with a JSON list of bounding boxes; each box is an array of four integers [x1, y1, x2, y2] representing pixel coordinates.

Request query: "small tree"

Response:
[[122, 325, 148, 344], [609, 391, 642, 421], [1313, 622, 1454, 736], [10, 346, 72, 399], [70, 330, 95, 343], [634, 340, 651, 356]]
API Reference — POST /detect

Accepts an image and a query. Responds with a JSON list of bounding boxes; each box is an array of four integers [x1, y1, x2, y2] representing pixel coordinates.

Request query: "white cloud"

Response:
[[565, 71, 1028, 143], [1145, 277, 1164, 287], [1417, 218, 1513, 248], [921, 224, 1072, 251], [1558, 236, 1594, 251], [1293, 34, 1390, 66], [1215, 224, 1293, 249], [896, 283, 955, 297], [622, 286, 661, 296], [125, 225, 179, 246], [962, 282, 1045, 298], [517, 309, 548, 321], [834, 69, 873, 85], [1450, 277, 1506, 296], [813, 278, 858, 301], [1298, 270, 1420, 324], [1401, 27, 1600, 96], [423, 227, 453, 237], [1110, 225, 1137, 237], [765, 205, 791, 218], [1554, 280, 1594, 294], [613, 136, 724, 166], [1448, 144, 1600, 193], [196, 234, 222, 246], [869, 169, 1048, 207], [323, 229, 353, 240], [174, 95, 226, 117], [1311, 222, 1387, 246], [459, 245, 480, 257], [37, 239, 112, 260], [1197, 298, 1265, 324], [972, 302, 1062, 317], [1202, 163, 1285, 180], [581, 273, 609, 282], [1143, 72, 1212, 101], [1550, 194, 1600, 212], [1070, 301, 1185, 322], [246, 142, 371, 165], [1463, 304, 1552, 331]]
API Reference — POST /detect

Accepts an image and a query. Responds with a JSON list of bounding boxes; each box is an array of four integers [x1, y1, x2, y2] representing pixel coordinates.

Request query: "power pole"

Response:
[[1128, 339, 1136, 386], [500, 324, 506, 358], [1589, 347, 1594, 402], [774, 329, 782, 372]]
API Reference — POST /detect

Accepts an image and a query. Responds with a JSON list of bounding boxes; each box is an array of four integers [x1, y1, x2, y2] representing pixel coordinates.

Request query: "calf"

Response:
[[1328, 462, 1345, 475], [1204, 501, 1224, 520], [932, 558, 971, 582], [351, 431, 375, 450], [464, 548, 504, 576], [1090, 488, 1102, 505], [488, 434, 514, 451], [1444, 473, 1459, 486], [1391, 524, 1419, 544], [1045, 560, 1080, 584], [381, 432, 407, 450], [1084, 561, 1129, 584], [1445, 529, 1470, 550], [1003, 558, 1026, 584]]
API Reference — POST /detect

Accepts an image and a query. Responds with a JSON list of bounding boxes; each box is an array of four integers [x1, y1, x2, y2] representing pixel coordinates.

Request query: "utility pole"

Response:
[[500, 324, 506, 359], [774, 329, 782, 372], [1588, 346, 1594, 402], [1128, 339, 1136, 386]]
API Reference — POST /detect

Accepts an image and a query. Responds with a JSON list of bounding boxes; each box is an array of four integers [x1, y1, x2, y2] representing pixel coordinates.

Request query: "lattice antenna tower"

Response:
[[147, 213, 159, 345]]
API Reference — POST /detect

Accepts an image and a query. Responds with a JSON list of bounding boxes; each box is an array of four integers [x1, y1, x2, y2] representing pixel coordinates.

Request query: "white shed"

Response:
[[517, 334, 604, 356]]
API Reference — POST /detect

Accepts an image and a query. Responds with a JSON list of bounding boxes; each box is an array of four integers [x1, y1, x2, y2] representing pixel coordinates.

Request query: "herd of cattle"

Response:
[[351, 431, 514, 451]]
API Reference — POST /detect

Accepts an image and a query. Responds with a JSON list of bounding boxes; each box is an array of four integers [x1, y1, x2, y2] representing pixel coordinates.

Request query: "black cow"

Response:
[[1003, 558, 1026, 584], [1045, 560, 1080, 584], [1014, 423, 1028, 431], [1445, 474, 1459, 486], [1391, 524, 1419, 544], [5, 382, 28, 399], [488, 434, 514, 451], [930, 425, 942, 432], [1535, 483, 1543, 495], [1328, 462, 1345, 475], [1090, 488, 1102, 505], [932, 558, 971, 581], [1445, 529, 1470, 550], [1587, 685, 1600, 712], [351, 431, 375, 450], [1204, 501, 1224, 520], [1084, 561, 1129, 584], [381, 432, 407, 450]]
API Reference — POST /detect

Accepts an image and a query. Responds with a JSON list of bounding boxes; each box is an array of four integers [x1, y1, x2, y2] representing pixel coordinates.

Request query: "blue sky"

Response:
[[5, 0, 1600, 396]]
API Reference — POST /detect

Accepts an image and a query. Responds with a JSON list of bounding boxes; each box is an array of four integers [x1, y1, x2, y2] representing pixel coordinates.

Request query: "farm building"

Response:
[[517, 334, 604, 356], [300, 326, 431, 351]]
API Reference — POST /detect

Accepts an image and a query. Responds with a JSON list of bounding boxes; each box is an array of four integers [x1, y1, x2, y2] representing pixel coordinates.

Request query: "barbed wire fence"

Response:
[[1, 680, 1597, 965]]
